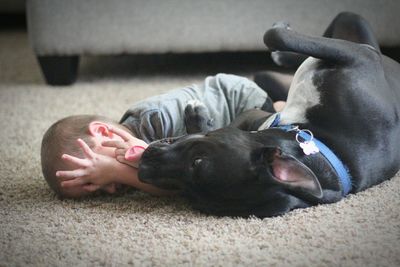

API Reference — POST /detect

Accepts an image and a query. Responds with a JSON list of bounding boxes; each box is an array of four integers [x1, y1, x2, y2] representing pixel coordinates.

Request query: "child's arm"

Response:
[[56, 139, 174, 196], [111, 160, 174, 196]]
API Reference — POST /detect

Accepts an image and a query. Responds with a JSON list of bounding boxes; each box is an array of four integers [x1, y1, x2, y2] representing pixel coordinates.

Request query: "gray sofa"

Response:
[[26, 0, 400, 85]]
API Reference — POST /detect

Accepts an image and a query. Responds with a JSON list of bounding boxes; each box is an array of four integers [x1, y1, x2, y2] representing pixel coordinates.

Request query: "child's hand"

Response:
[[56, 138, 119, 190], [102, 126, 148, 168]]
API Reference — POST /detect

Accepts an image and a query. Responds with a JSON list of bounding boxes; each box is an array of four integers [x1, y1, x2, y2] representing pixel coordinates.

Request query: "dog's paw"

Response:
[[185, 100, 206, 112], [184, 100, 214, 134], [185, 100, 210, 120], [272, 21, 291, 30]]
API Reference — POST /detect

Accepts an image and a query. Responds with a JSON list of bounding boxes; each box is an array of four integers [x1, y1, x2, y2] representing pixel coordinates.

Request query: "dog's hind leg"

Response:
[[268, 12, 380, 67], [264, 22, 373, 65], [323, 12, 380, 52], [267, 22, 308, 69], [265, 12, 381, 65], [184, 100, 214, 134]]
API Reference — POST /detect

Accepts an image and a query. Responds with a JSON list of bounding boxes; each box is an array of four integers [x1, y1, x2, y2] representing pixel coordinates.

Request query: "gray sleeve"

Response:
[[119, 92, 191, 142], [120, 109, 167, 143], [120, 74, 269, 142], [210, 74, 268, 116], [199, 74, 268, 128]]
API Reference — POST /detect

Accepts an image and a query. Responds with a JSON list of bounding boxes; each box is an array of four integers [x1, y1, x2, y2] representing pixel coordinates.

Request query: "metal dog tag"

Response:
[[292, 127, 320, 156], [299, 140, 320, 155]]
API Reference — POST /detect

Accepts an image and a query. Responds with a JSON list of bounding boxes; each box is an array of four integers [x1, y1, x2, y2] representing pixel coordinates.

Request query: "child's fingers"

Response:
[[56, 169, 87, 179], [115, 148, 127, 157], [82, 184, 101, 192], [77, 138, 94, 159], [61, 154, 90, 167], [102, 140, 127, 149], [60, 177, 87, 188], [108, 126, 132, 141]]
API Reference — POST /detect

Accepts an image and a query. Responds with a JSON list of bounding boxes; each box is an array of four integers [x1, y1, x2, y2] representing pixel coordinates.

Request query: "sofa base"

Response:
[[37, 56, 79, 86]]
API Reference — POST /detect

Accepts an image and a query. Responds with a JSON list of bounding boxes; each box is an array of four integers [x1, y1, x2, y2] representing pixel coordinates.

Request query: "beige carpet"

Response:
[[1, 30, 400, 267]]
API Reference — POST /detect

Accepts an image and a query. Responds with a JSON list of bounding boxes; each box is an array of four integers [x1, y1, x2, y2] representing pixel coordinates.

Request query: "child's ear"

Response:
[[88, 121, 112, 137]]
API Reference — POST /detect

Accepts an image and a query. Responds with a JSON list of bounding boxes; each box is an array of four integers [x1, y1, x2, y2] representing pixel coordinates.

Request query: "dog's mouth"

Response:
[[138, 163, 184, 190], [138, 141, 184, 190]]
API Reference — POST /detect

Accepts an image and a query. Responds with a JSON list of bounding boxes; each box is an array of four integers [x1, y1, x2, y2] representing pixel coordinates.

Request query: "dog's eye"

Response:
[[192, 158, 203, 168]]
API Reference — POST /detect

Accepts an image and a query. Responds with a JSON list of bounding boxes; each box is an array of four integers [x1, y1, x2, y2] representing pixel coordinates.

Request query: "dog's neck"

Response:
[[254, 113, 352, 198]]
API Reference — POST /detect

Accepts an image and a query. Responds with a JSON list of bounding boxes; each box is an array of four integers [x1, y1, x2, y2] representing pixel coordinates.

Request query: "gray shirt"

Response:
[[120, 74, 268, 143]]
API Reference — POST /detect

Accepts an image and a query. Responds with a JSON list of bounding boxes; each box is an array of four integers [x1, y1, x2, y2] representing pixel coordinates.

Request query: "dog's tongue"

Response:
[[125, 145, 146, 161]]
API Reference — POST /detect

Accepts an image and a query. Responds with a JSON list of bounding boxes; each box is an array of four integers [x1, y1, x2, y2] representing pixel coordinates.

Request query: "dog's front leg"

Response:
[[184, 100, 214, 134]]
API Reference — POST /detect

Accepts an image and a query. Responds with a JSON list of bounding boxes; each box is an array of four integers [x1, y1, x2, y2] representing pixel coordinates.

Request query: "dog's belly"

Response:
[[279, 57, 321, 125]]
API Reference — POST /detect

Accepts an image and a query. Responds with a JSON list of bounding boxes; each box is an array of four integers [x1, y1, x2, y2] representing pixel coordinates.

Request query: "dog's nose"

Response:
[[147, 141, 170, 151], [147, 138, 171, 148], [156, 135, 183, 145], [141, 145, 168, 160], [158, 138, 174, 145]]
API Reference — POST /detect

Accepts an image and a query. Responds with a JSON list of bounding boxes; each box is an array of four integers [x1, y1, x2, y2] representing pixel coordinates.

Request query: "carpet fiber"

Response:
[[1, 30, 399, 267]]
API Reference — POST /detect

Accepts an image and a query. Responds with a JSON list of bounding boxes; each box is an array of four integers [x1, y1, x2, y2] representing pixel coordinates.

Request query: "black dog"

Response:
[[138, 12, 400, 218]]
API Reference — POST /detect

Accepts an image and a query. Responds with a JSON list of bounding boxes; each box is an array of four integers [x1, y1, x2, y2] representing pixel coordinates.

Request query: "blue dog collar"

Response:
[[270, 114, 352, 196]]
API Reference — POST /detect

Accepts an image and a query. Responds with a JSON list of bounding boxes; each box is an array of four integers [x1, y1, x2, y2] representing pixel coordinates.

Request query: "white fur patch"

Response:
[[279, 57, 321, 124], [258, 113, 280, 130], [187, 100, 206, 108]]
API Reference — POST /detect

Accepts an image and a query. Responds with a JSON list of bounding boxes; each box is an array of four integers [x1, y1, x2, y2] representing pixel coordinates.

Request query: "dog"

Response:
[[137, 12, 400, 218]]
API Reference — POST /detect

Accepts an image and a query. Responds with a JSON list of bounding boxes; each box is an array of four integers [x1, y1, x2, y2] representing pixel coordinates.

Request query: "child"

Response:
[[41, 74, 282, 198]]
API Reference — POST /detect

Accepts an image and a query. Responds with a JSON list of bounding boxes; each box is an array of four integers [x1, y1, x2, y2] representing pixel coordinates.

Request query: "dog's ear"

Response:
[[258, 147, 323, 198]]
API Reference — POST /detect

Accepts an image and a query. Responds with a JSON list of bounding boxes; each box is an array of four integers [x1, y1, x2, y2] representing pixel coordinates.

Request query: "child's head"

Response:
[[41, 115, 126, 198]]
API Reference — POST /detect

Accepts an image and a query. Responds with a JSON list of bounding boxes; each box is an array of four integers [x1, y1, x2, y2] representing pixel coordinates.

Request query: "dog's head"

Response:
[[138, 127, 323, 217]]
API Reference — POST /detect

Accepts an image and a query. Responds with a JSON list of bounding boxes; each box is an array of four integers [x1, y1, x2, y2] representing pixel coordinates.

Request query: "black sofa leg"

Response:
[[37, 55, 79, 86]]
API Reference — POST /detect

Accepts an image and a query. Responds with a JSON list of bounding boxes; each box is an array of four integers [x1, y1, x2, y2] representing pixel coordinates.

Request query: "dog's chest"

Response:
[[279, 57, 322, 125]]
